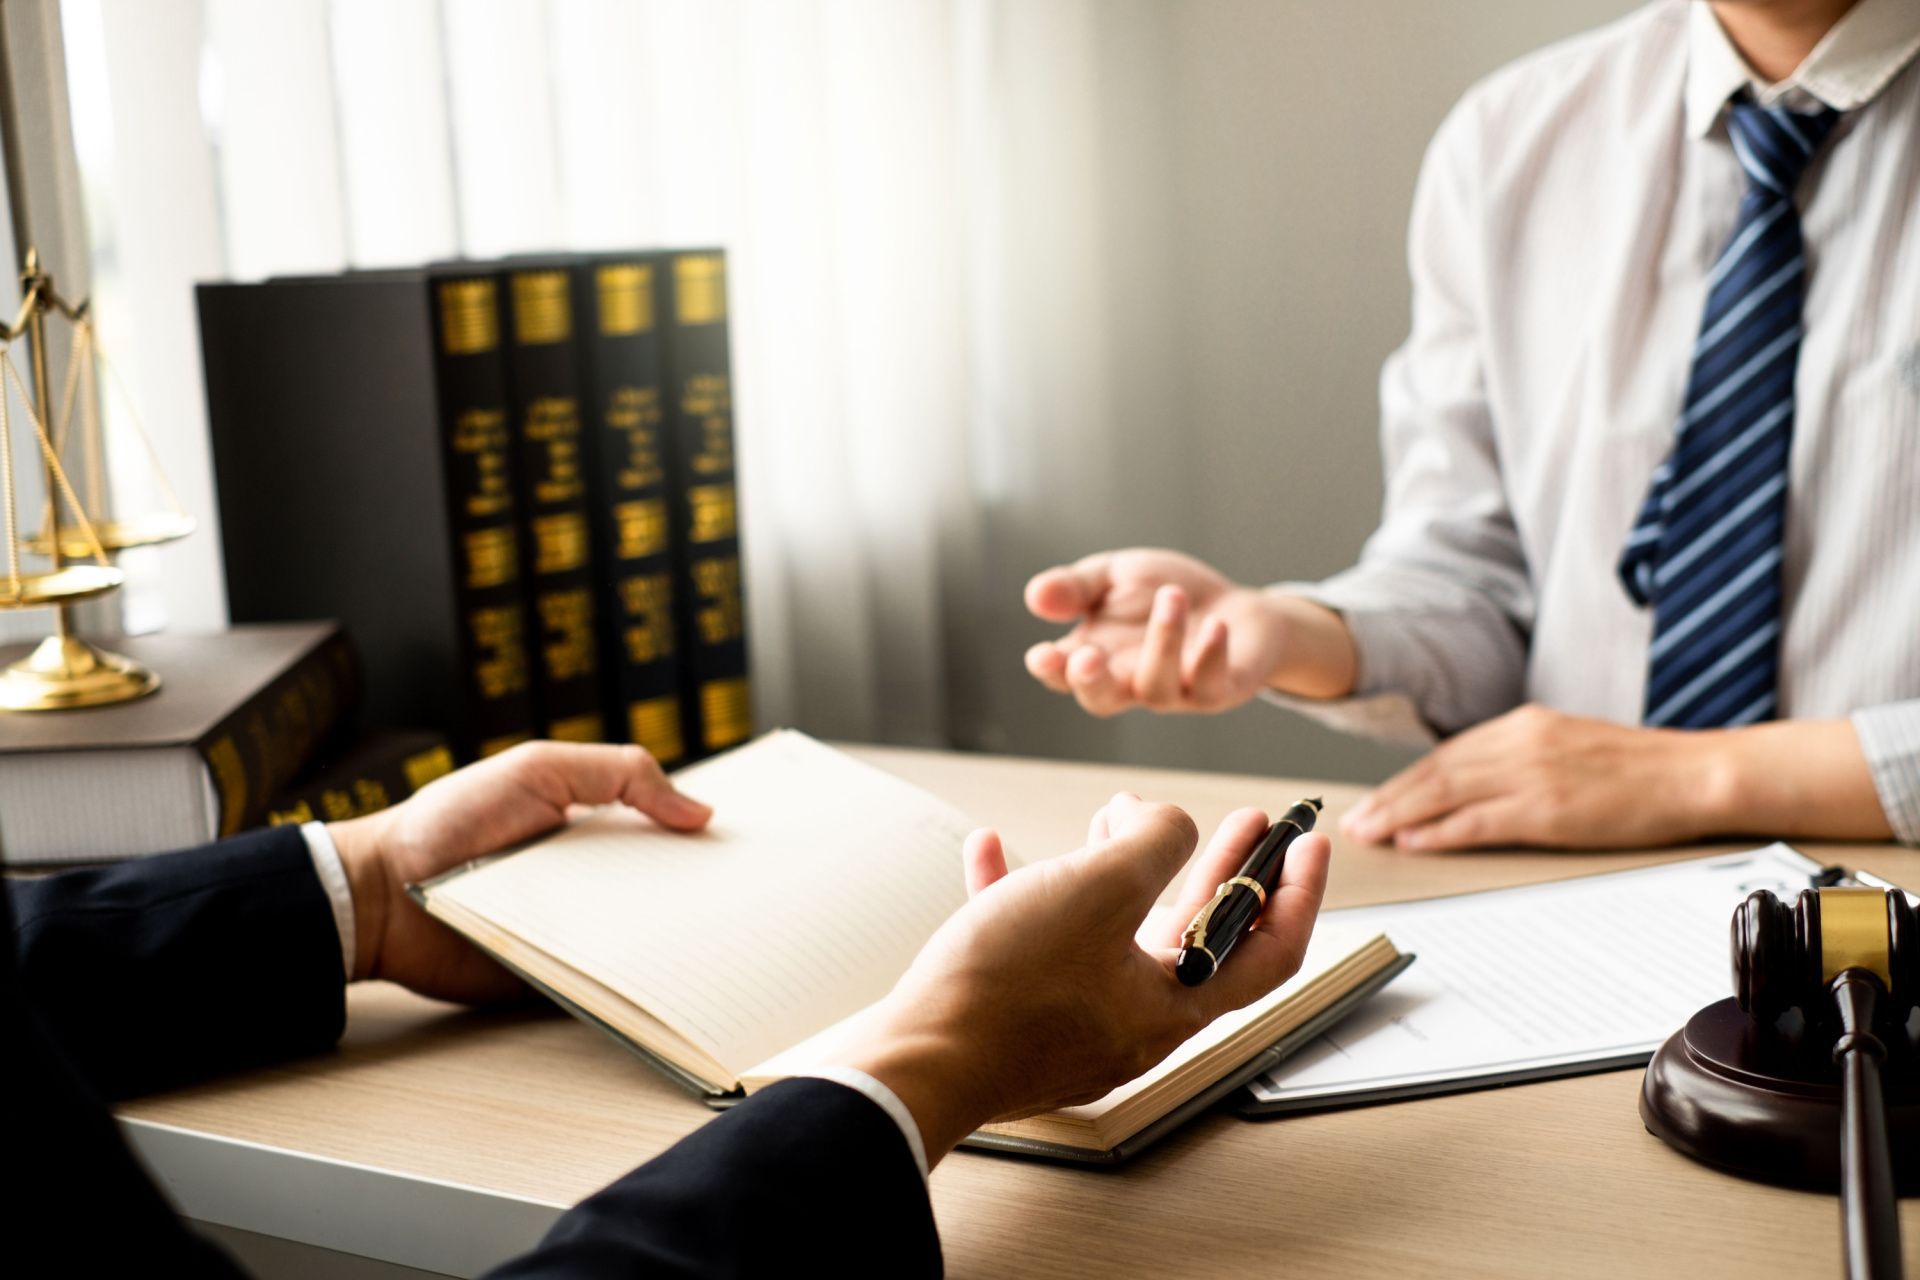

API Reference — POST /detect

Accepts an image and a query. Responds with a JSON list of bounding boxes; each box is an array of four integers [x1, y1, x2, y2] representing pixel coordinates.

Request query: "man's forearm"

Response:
[[1704, 717, 1894, 842], [1258, 589, 1360, 700]]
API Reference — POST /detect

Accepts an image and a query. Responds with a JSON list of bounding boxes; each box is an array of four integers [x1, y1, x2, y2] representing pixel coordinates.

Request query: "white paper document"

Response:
[[1247, 843, 1834, 1109]]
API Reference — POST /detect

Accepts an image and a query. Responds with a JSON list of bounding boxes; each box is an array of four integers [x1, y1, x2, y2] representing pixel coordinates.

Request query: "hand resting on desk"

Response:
[[1339, 705, 1892, 851]]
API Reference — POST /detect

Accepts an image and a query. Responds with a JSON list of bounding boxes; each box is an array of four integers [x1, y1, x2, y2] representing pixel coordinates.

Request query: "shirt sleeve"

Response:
[[1851, 700, 1920, 846], [1272, 97, 1533, 741], [300, 822, 356, 980], [798, 1066, 930, 1182]]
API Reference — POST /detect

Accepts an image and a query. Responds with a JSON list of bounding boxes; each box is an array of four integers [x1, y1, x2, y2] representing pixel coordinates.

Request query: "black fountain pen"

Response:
[[1174, 797, 1323, 987]]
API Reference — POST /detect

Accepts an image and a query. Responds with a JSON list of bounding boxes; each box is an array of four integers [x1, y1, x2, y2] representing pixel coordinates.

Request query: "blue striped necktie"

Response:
[[1617, 96, 1840, 729]]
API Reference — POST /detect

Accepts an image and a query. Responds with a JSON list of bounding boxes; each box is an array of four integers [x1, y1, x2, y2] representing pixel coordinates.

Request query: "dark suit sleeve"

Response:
[[489, 1078, 943, 1279], [8, 823, 348, 1100]]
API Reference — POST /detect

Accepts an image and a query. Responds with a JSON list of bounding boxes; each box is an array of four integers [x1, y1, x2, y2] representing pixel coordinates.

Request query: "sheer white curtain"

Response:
[[62, 0, 1191, 756]]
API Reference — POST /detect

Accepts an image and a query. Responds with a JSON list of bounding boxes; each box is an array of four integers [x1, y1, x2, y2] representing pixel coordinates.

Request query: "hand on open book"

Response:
[[831, 793, 1331, 1165], [1023, 548, 1358, 715], [327, 742, 713, 1003]]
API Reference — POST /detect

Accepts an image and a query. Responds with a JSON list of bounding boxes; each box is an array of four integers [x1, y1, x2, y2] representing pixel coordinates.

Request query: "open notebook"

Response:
[[414, 731, 1409, 1163]]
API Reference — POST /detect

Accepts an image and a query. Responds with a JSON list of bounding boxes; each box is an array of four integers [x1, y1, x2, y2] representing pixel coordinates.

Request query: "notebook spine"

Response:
[[428, 271, 542, 758], [572, 256, 689, 765], [655, 250, 751, 760]]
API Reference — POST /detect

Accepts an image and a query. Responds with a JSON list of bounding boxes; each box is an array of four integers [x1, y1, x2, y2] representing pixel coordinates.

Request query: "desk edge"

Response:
[[121, 1116, 566, 1278]]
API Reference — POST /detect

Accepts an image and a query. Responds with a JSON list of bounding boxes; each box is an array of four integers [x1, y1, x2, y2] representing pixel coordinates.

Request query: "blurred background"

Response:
[[11, 0, 1638, 784]]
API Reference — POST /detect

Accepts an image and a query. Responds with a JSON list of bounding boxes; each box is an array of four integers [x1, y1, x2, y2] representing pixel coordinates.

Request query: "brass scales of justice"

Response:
[[0, 20, 193, 712]]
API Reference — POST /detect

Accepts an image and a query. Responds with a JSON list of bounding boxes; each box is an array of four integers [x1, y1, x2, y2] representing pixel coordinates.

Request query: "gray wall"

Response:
[[1004, 0, 1641, 785]]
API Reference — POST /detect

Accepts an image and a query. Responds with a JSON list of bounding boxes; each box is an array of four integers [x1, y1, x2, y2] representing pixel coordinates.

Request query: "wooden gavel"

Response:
[[1731, 887, 1915, 1280]]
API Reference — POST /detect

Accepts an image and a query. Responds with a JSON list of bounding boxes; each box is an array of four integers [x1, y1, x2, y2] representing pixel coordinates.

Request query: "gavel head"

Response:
[[1733, 887, 1917, 1028]]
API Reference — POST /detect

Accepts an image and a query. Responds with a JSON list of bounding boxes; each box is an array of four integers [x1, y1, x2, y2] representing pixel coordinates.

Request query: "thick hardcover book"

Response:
[[568, 254, 687, 766], [199, 269, 541, 761], [412, 731, 1411, 1164], [265, 728, 455, 826], [0, 622, 357, 863], [652, 250, 750, 760], [499, 262, 606, 744]]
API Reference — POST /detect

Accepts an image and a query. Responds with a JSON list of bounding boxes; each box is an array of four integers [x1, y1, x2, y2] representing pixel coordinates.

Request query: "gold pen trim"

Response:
[[1227, 875, 1267, 908]]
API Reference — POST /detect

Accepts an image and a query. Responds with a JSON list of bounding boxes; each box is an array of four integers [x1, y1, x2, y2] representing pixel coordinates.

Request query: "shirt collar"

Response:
[[1685, 0, 1920, 137]]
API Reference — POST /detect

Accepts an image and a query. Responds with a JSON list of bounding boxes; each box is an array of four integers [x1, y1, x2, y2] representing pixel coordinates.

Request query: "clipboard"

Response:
[[1237, 845, 1911, 1118]]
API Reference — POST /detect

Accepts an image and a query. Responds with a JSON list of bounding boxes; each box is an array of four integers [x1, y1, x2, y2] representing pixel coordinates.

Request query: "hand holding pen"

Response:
[[828, 793, 1331, 1160], [1176, 797, 1324, 986]]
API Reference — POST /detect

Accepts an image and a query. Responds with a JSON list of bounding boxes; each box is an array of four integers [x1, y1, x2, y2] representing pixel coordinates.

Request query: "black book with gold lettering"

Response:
[[199, 269, 540, 761], [498, 261, 607, 744], [651, 249, 751, 760], [265, 728, 455, 827], [568, 254, 688, 766]]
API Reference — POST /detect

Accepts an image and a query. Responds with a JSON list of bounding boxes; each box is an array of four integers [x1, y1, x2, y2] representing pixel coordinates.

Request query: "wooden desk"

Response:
[[118, 746, 1920, 1277]]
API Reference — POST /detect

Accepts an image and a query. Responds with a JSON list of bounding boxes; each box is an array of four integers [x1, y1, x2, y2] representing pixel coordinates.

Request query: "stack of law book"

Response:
[[414, 731, 1411, 1164], [198, 249, 748, 769], [0, 621, 357, 864]]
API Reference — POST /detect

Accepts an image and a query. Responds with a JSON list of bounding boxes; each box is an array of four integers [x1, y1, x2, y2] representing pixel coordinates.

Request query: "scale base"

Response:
[[0, 632, 159, 710], [1641, 997, 1918, 1193]]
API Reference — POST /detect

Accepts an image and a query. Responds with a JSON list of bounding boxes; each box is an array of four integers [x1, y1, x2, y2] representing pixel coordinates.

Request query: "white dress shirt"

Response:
[[1278, 0, 1920, 843], [297, 822, 929, 1180]]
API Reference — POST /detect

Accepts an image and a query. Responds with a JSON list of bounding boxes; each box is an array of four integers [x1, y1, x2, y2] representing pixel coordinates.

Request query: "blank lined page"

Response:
[[428, 732, 976, 1074]]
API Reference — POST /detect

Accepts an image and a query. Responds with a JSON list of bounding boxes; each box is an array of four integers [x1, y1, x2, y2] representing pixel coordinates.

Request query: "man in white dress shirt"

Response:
[[1025, 0, 1920, 850]]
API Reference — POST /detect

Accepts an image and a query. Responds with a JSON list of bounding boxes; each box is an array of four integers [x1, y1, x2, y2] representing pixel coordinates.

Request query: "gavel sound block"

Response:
[[1641, 886, 1918, 1193]]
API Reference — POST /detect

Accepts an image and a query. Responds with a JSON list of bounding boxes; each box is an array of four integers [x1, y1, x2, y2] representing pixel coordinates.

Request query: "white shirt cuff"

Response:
[[799, 1066, 930, 1182], [300, 821, 356, 980]]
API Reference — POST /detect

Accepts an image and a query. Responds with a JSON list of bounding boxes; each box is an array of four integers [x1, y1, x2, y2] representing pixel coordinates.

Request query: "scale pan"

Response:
[[24, 511, 197, 557], [0, 563, 125, 608]]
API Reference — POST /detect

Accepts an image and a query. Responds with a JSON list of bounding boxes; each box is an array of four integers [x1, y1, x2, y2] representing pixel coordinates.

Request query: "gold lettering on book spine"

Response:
[[403, 746, 455, 791], [548, 712, 603, 744], [268, 800, 316, 827], [469, 605, 530, 699], [440, 278, 498, 354], [511, 270, 571, 345], [451, 408, 513, 518], [526, 397, 584, 504], [479, 732, 532, 758], [532, 511, 590, 575], [618, 573, 674, 662], [597, 263, 653, 335], [539, 586, 597, 680], [701, 677, 751, 750], [675, 254, 727, 326], [464, 526, 518, 590], [629, 696, 685, 764], [614, 499, 668, 560], [205, 735, 249, 835], [687, 484, 737, 544], [607, 386, 664, 489], [681, 373, 733, 476], [692, 556, 743, 646]]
